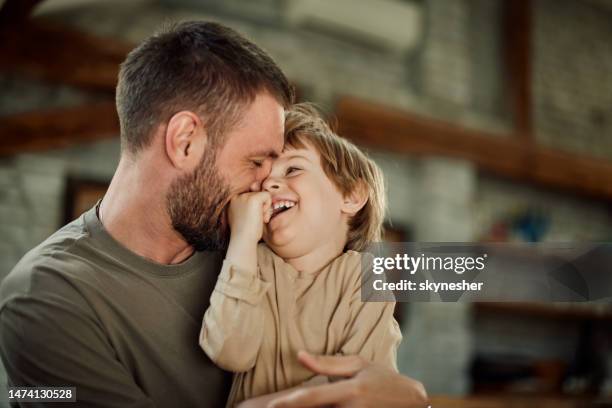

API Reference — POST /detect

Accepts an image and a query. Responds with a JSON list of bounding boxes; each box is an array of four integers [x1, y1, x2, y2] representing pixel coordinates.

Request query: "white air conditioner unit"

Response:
[[286, 0, 422, 53]]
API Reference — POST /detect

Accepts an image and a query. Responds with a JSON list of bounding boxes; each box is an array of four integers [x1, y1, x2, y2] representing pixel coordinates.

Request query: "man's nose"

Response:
[[250, 162, 274, 192], [249, 180, 262, 192]]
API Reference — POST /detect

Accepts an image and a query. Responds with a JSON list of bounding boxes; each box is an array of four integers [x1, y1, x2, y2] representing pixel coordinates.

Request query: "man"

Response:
[[0, 21, 427, 407]]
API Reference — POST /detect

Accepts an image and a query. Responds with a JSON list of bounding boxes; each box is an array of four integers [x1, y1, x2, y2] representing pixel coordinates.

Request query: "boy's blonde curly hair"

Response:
[[284, 103, 386, 252]]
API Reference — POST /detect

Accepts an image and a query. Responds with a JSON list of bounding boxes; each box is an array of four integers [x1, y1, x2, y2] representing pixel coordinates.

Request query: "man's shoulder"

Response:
[[0, 215, 94, 308]]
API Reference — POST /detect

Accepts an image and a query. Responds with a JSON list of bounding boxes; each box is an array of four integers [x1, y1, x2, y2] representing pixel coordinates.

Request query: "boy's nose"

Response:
[[262, 177, 281, 192]]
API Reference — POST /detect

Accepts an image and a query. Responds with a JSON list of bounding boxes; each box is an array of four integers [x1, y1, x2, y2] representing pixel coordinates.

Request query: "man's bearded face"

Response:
[[166, 149, 232, 251]]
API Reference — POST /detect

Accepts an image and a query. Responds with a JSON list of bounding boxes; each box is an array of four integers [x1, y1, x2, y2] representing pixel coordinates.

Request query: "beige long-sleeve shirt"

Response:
[[199, 244, 402, 407]]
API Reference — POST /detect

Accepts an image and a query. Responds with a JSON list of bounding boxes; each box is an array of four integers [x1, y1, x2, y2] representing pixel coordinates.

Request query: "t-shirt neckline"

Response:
[[84, 201, 208, 277]]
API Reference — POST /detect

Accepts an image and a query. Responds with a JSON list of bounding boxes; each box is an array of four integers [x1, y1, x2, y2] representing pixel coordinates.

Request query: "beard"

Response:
[[166, 149, 232, 252]]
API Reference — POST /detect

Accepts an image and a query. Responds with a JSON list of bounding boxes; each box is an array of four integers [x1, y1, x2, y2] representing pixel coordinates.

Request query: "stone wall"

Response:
[[534, 0, 612, 159]]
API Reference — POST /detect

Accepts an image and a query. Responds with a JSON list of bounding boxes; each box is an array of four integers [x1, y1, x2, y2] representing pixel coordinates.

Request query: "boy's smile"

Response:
[[270, 199, 297, 220]]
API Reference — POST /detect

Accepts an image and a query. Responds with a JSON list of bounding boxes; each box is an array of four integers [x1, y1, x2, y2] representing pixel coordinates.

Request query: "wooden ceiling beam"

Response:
[[504, 0, 533, 138], [0, 102, 119, 156], [336, 96, 612, 201], [0, 0, 125, 155], [0, 0, 43, 26], [0, 19, 132, 91]]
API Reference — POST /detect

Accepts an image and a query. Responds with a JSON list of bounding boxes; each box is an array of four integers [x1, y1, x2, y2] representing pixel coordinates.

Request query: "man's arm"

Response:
[[0, 294, 155, 408], [267, 352, 429, 408], [236, 386, 298, 408]]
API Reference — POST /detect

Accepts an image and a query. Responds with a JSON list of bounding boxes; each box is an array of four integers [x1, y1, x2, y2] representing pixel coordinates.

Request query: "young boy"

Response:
[[199, 103, 401, 407]]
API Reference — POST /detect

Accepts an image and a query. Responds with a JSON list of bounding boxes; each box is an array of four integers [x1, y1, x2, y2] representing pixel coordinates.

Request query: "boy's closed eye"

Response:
[[285, 166, 302, 176]]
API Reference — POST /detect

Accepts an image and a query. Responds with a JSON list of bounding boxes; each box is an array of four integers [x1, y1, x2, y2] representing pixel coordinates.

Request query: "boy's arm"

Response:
[[338, 256, 402, 371], [199, 259, 270, 372], [340, 300, 402, 371], [199, 192, 273, 373]]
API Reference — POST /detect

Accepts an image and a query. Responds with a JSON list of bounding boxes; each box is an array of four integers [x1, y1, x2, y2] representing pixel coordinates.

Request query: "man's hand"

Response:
[[268, 351, 428, 408], [225, 192, 272, 272]]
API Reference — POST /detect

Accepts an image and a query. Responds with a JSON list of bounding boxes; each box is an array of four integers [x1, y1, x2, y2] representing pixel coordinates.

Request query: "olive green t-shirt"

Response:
[[0, 206, 231, 407]]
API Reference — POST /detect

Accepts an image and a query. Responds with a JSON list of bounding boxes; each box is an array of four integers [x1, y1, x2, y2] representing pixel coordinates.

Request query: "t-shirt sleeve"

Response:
[[0, 292, 156, 408]]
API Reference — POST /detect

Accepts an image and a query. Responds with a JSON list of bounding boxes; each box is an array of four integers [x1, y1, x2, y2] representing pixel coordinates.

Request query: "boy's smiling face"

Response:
[[262, 142, 349, 258]]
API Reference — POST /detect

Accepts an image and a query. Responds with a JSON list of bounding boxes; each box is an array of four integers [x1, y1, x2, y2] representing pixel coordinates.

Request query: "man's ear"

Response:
[[341, 181, 368, 216], [165, 111, 207, 170]]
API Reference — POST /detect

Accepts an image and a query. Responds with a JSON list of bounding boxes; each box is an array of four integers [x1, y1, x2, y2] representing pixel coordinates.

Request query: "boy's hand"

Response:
[[228, 191, 273, 244]]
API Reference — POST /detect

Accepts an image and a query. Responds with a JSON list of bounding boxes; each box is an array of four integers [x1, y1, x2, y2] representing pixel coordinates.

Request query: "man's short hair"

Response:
[[284, 103, 387, 252], [116, 21, 294, 153]]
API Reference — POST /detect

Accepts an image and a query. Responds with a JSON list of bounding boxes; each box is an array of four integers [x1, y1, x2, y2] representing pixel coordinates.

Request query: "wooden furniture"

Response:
[[429, 395, 597, 408]]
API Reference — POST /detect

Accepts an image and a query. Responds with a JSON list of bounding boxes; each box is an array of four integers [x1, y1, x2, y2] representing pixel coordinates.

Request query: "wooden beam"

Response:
[[0, 102, 119, 156], [0, 19, 132, 91], [504, 0, 533, 138], [0, 0, 42, 26], [336, 96, 612, 201], [429, 395, 583, 408], [475, 302, 612, 322]]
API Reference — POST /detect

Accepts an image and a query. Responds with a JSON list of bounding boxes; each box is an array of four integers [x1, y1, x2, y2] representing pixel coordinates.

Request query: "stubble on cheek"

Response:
[[166, 152, 233, 251]]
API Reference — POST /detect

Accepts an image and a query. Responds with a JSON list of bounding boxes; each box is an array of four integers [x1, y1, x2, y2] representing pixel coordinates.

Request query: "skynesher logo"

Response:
[[372, 253, 488, 275]]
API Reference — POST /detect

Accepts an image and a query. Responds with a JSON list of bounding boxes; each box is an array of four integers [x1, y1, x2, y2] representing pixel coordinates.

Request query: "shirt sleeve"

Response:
[[338, 256, 403, 371], [0, 293, 156, 408], [199, 260, 271, 373]]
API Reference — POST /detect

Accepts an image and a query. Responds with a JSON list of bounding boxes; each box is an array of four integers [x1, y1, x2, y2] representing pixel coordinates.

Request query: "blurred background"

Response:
[[1, 0, 612, 406]]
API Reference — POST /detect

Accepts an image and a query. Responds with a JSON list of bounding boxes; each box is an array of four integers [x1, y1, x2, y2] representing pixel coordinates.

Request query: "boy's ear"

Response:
[[165, 110, 207, 171], [341, 181, 368, 216]]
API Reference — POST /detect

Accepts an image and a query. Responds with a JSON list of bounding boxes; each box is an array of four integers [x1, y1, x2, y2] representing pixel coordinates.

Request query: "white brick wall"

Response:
[[534, 0, 612, 159], [0, 140, 120, 282], [423, 0, 472, 107], [399, 159, 475, 395], [474, 175, 612, 242]]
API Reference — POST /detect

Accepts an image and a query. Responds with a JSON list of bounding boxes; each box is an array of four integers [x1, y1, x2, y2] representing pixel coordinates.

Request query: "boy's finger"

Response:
[[262, 193, 272, 222], [249, 191, 270, 208], [262, 192, 272, 208], [264, 207, 273, 223], [296, 351, 365, 378]]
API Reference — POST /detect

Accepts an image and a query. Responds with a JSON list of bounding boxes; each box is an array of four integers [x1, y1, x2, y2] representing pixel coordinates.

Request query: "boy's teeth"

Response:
[[273, 201, 295, 210]]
